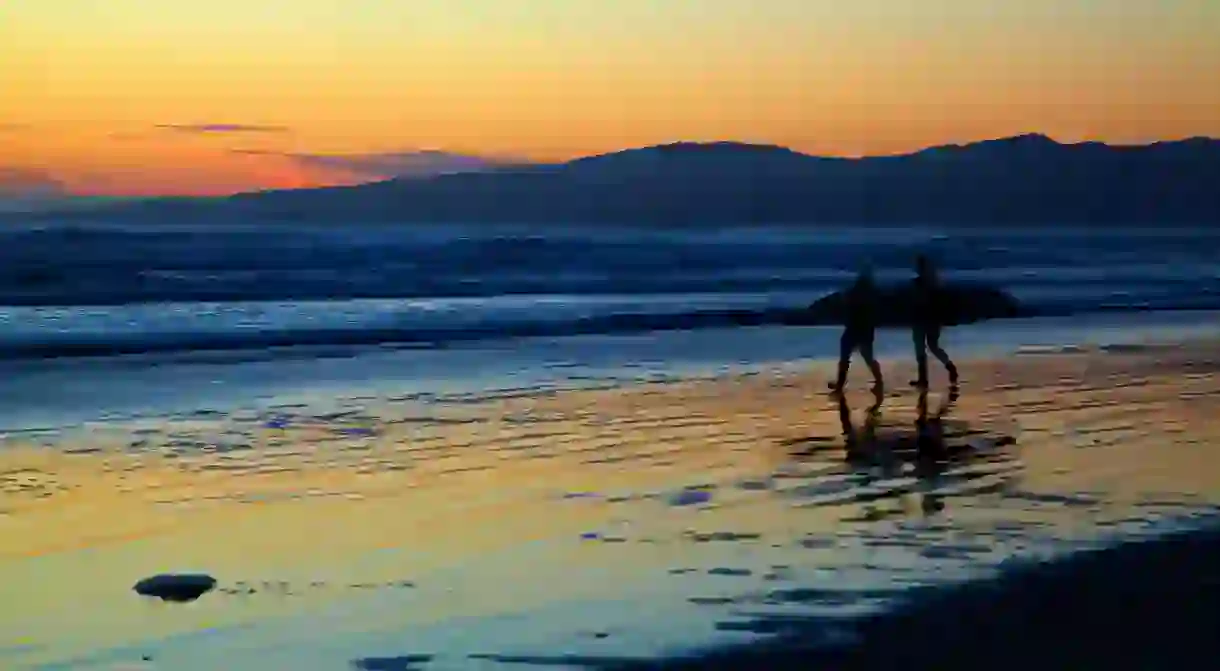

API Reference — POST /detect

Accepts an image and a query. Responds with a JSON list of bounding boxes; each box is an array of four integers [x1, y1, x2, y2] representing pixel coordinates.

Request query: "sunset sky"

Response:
[[2, 0, 1218, 198]]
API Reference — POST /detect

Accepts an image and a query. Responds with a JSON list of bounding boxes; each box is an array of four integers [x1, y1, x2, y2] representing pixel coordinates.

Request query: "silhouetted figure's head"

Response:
[[853, 266, 876, 290]]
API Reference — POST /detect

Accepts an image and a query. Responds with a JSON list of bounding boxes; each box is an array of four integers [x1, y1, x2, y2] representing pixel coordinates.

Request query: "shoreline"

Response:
[[2, 336, 1219, 669], [4, 309, 1220, 436]]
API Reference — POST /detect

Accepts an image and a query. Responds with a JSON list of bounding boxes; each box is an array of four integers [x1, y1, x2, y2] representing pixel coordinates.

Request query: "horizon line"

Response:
[[25, 131, 1220, 204]]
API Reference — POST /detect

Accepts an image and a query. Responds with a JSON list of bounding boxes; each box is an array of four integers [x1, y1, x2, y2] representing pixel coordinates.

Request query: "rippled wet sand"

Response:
[[1, 342, 1218, 669]]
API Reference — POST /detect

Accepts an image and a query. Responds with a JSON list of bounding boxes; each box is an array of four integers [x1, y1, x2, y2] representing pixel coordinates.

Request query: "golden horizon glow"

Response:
[[2, 0, 1218, 196]]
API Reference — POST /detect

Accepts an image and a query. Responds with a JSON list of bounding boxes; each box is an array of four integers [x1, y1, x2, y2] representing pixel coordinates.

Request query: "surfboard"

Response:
[[805, 282, 1023, 327]]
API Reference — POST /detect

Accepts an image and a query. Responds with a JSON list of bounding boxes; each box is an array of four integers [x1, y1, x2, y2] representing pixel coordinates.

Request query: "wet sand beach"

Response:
[[2, 340, 1219, 670]]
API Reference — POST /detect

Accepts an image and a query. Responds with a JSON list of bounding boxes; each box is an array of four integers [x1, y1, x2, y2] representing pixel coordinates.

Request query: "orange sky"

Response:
[[2, 0, 1218, 197]]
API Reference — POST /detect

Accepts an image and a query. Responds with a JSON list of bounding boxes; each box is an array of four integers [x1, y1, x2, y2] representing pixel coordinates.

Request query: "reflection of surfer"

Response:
[[911, 255, 959, 389], [838, 387, 960, 515], [914, 386, 959, 514], [838, 387, 884, 462], [915, 385, 959, 459], [828, 268, 884, 394]]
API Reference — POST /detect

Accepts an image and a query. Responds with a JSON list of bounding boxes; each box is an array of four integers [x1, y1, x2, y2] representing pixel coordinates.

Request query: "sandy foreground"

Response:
[[2, 341, 1220, 669]]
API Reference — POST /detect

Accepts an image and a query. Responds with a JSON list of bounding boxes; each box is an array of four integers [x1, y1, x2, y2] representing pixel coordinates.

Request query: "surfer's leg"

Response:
[[830, 330, 855, 391], [925, 326, 959, 384], [912, 326, 929, 388], [858, 335, 883, 392]]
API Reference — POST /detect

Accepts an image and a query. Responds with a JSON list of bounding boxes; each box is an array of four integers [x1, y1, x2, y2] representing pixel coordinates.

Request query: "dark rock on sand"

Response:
[[132, 573, 218, 602], [351, 654, 434, 670]]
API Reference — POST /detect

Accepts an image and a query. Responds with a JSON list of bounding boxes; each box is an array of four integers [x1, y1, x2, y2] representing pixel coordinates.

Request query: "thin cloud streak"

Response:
[[156, 123, 290, 134], [230, 149, 523, 180]]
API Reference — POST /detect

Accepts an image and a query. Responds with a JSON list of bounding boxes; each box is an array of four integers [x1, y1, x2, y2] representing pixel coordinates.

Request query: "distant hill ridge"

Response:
[[47, 134, 1220, 224]]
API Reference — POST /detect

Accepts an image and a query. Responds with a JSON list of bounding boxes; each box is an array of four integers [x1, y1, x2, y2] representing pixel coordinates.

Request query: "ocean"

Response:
[[2, 221, 1219, 431]]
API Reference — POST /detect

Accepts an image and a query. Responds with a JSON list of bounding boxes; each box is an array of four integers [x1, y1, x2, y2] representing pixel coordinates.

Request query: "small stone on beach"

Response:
[[132, 573, 218, 603], [668, 488, 713, 507]]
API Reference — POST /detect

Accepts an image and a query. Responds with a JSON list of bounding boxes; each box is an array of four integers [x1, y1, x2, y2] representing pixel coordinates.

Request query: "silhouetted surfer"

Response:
[[911, 254, 959, 388], [828, 268, 884, 394]]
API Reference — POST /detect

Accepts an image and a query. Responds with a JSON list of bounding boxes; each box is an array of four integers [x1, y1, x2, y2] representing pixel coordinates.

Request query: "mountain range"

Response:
[[33, 134, 1220, 225]]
